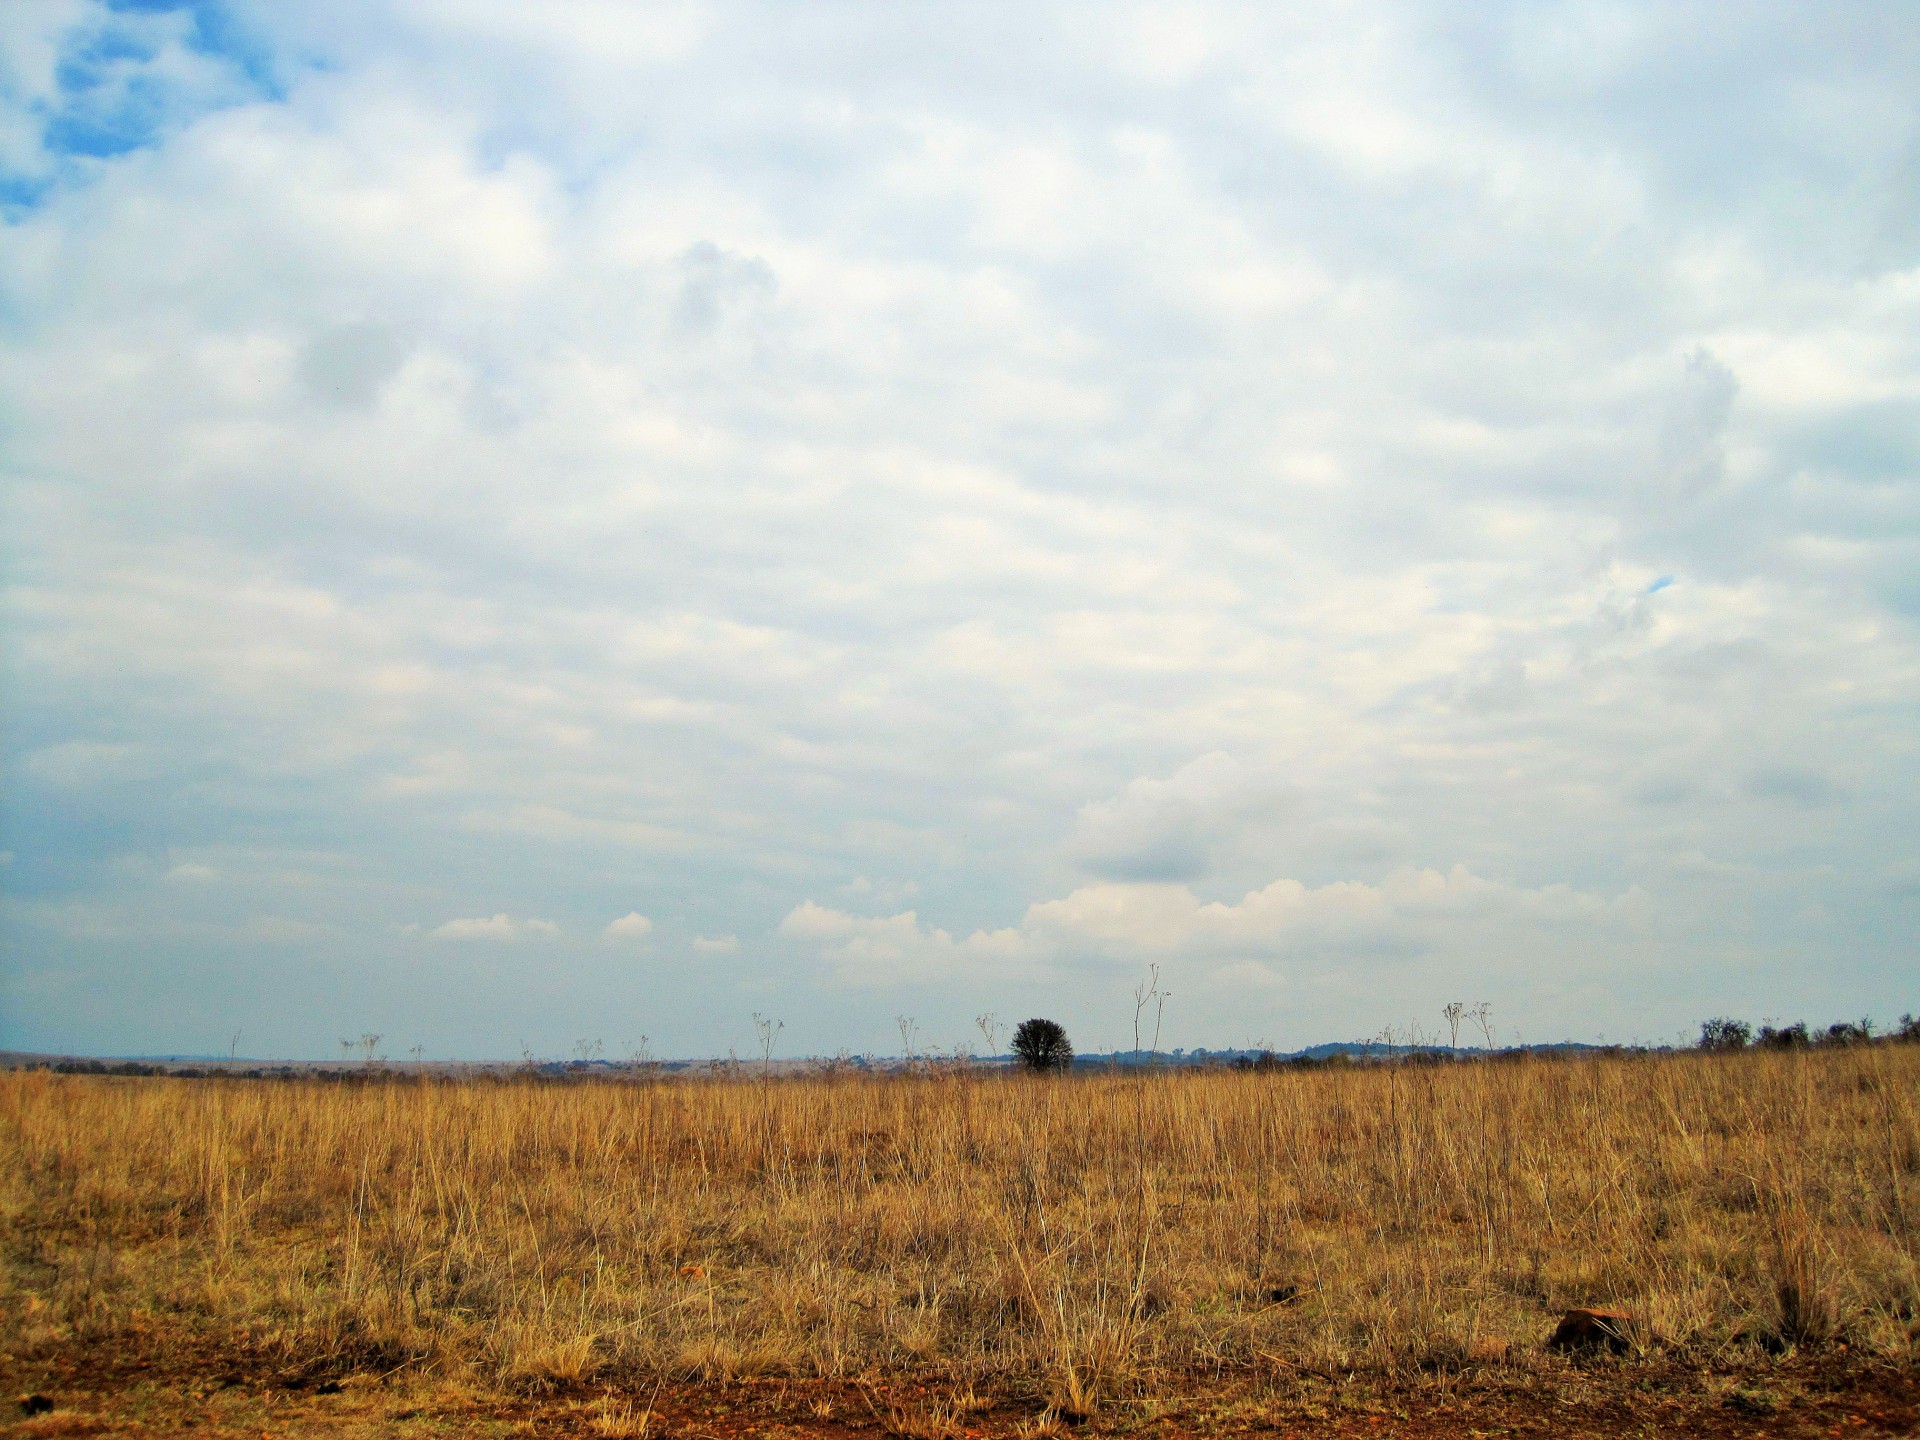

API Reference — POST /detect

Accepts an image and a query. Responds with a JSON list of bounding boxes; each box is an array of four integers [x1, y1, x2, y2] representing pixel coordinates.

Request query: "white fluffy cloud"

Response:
[[2, 1, 1916, 1058], [779, 901, 1032, 987], [603, 911, 654, 941], [783, 864, 1643, 991], [431, 914, 559, 941]]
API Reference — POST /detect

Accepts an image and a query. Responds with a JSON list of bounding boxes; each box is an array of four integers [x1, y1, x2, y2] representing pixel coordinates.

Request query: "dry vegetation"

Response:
[[2, 1046, 1917, 1425]]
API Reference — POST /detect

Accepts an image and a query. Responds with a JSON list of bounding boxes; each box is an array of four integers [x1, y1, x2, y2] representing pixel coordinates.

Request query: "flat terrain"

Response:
[[3, 1048, 1916, 1435]]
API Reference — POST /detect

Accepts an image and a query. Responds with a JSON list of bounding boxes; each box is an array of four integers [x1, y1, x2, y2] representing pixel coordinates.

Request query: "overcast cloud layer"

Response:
[[3, 1, 1917, 1060]]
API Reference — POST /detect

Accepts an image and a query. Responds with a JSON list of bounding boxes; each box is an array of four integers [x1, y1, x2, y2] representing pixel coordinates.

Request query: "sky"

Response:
[[2, 0, 1917, 1062]]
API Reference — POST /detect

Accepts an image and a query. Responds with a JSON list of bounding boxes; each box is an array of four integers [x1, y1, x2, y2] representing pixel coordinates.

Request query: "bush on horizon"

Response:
[[1010, 1018, 1073, 1073]]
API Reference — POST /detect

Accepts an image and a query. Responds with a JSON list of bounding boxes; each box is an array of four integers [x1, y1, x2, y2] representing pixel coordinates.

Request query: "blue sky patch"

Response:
[[3, 0, 282, 218]]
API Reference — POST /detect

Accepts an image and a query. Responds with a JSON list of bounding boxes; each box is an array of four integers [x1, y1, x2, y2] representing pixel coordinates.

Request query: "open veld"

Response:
[[3, 1045, 1917, 1437]]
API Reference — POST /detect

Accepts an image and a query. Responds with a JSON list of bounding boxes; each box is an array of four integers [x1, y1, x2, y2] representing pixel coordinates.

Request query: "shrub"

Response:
[[1818, 1020, 1871, 1047], [1700, 1018, 1752, 1052], [1896, 1014, 1920, 1043], [1010, 1018, 1073, 1073], [1756, 1023, 1809, 1050]]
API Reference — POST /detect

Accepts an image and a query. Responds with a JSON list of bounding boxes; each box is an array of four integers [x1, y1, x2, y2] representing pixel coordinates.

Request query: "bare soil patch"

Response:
[[4, 1335, 1916, 1439]]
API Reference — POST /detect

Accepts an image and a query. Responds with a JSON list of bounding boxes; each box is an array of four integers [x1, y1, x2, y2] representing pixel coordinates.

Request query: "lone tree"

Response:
[[1010, 1018, 1073, 1073]]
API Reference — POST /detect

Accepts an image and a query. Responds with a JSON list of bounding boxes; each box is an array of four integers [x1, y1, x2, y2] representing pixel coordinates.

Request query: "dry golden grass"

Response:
[[2, 1046, 1916, 1411]]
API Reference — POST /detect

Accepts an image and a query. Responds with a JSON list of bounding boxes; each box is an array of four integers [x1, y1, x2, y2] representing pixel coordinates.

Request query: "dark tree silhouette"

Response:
[[1698, 1018, 1751, 1052], [1010, 1018, 1073, 1073]]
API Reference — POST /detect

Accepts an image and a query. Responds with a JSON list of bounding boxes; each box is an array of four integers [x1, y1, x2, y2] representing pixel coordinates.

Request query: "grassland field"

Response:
[[2, 1044, 1917, 1438]]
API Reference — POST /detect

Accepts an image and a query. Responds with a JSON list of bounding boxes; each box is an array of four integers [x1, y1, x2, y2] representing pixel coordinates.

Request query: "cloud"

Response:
[[0, 2, 273, 206], [1026, 866, 1633, 958], [1744, 766, 1847, 810], [300, 322, 410, 409], [1636, 347, 1740, 518], [603, 911, 654, 940], [779, 902, 1033, 986], [839, 877, 921, 909], [1070, 752, 1289, 881], [670, 241, 776, 337], [691, 933, 738, 953], [430, 914, 558, 941], [3, 2, 1917, 1057], [781, 865, 1641, 990]]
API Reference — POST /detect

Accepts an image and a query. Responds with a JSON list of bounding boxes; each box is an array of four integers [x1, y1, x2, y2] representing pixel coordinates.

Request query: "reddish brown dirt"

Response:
[[3, 1330, 1915, 1439]]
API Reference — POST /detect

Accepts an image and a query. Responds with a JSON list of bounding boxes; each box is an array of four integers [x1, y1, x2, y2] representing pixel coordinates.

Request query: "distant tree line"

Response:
[[1700, 1013, 1920, 1052]]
